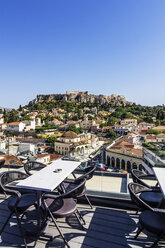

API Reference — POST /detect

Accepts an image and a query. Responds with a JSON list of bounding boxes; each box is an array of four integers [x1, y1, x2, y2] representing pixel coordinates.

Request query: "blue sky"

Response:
[[0, 0, 165, 108]]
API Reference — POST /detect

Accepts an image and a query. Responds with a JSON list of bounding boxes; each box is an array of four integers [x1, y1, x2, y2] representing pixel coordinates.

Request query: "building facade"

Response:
[[105, 138, 143, 172], [54, 131, 99, 157]]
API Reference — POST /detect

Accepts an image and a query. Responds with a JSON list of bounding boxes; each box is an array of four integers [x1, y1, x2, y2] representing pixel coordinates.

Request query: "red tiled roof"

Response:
[[0, 155, 22, 165], [7, 122, 21, 125], [35, 154, 50, 158], [49, 154, 62, 161]]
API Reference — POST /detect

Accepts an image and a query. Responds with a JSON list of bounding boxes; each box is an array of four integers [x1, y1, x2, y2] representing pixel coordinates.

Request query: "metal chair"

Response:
[[128, 182, 165, 247], [131, 169, 159, 191], [128, 182, 163, 213], [41, 178, 86, 248], [63, 165, 96, 209], [24, 161, 46, 176], [0, 171, 38, 247]]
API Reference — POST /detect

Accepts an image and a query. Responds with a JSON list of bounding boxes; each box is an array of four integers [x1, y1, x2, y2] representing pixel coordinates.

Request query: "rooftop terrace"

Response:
[[0, 195, 164, 247], [0, 161, 163, 247]]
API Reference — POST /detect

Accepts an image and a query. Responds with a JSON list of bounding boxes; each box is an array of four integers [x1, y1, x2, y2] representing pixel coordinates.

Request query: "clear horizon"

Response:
[[0, 0, 165, 108]]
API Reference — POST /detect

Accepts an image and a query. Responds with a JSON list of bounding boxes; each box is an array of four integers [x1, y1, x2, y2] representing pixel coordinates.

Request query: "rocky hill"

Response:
[[29, 91, 134, 106]]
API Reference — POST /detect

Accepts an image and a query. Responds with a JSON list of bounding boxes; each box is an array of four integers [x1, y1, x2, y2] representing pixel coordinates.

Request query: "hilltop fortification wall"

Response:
[[29, 91, 133, 106]]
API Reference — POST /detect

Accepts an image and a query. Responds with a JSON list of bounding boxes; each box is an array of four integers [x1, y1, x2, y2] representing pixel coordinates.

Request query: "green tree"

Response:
[[22, 115, 32, 121], [146, 129, 161, 135], [18, 105, 22, 111], [107, 130, 117, 138], [143, 116, 154, 123], [100, 122, 107, 128], [72, 116, 78, 121], [68, 125, 83, 134], [121, 112, 133, 119], [156, 109, 165, 120], [4, 109, 19, 123], [87, 115, 94, 120], [107, 116, 118, 126], [46, 136, 57, 146]]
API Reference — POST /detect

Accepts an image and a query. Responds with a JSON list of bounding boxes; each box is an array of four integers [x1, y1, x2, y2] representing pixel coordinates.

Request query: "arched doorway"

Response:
[[77, 147, 81, 155], [116, 158, 120, 169], [80, 147, 84, 155], [132, 162, 137, 169], [111, 157, 115, 168], [127, 161, 131, 173], [121, 159, 125, 170], [107, 156, 110, 165]]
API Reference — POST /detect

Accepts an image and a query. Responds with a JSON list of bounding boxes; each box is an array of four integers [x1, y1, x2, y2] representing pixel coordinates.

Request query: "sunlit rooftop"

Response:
[[0, 195, 165, 248]]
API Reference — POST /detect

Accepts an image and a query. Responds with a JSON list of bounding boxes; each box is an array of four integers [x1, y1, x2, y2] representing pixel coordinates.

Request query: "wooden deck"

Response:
[[0, 194, 164, 248]]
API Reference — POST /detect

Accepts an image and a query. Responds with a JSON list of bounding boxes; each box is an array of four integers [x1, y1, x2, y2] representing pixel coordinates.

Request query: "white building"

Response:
[[54, 131, 99, 157], [35, 154, 50, 164], [157, 134, 165, 142], [0, 114, 4, 124], [6, 122, 26, 132], [35, 117, 42, 127], [23, 118, 36, 131], [120, 119, 137, 125], [18, 143, 35, 155], [0, 123, 7, 131], [114, 125, 129, 135], [58, 131, 81, 143], [0, 142, 6, 150]]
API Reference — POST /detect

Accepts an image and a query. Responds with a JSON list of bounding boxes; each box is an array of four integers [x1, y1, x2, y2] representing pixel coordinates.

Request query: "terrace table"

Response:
[[16, 159, 80, 237], [153, 167, 165, 197], [17, 159, 80, 191]]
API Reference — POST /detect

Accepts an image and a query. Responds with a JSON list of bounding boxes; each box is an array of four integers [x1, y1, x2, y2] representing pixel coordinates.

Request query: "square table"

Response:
[[153, 167, 165, 197]]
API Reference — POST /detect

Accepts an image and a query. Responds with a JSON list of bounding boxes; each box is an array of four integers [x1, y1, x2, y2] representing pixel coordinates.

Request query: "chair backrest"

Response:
[[131, 169, 149, 187], [24, 161, 46, 176], [0, 159, 5, 168], [60, 178, 86, 199], [79, 166, 96, 181], [128, 182, 153, 211], [0, 170, 28, 195]]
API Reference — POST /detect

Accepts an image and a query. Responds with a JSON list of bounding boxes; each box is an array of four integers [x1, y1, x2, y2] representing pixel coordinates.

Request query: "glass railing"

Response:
[[0, 161, 158, 201], [143, 148, 165, 166], [72, 169, 158, 199]]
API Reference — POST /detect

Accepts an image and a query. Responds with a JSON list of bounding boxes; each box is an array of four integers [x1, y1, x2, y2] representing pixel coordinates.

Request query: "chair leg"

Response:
[[48, 209, 70, 248], [0, 210, 14, 235], [76, 209, 86, 225], [15, 210, 28, 248], [74, 211, 84, 230], [136, 207, 142, 215], [84, 194, 93, 209], [134, 226, 143, 240], [150, 233, 164, 248]]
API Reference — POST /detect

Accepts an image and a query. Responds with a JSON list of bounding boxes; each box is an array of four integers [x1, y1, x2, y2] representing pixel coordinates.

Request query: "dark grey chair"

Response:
[[42, 178, 86, 248], [63, 165, 96, 209], [128, 182, 165, 247], [0, 171, 38, 247], [128, 182, 163, 213], [131, 169, 159, 191], [24, 161, 46, 176]]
